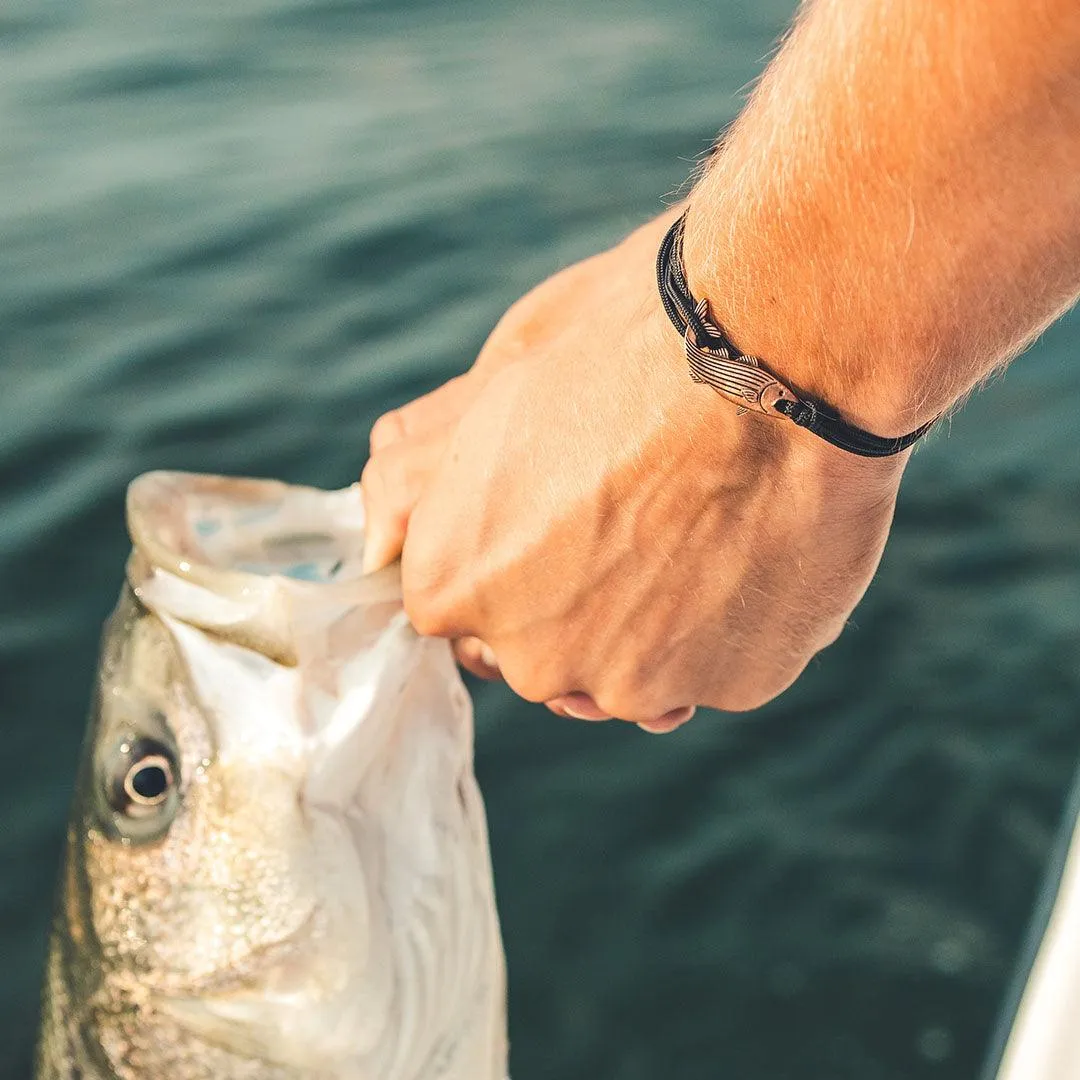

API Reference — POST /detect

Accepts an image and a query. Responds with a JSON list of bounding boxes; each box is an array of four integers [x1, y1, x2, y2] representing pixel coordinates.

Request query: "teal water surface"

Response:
[[3, 1, 1080, 1077]]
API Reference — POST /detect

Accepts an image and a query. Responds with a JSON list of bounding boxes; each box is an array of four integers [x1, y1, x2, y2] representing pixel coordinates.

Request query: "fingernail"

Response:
[[478, 642, 498, 670], [637, 706, 696, 735], [552, 693, 612, 721]]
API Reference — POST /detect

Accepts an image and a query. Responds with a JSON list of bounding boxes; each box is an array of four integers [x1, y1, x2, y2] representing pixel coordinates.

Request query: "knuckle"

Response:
[[401, 543, 469, 639], [376, 376, 472, 443], [369, 410, 406, 452], [453, 638, 501, 681], [595, 693, 673, 725], [591, 669, 675, 724], [402, 581, 455, 638], [496, 653, 566, 705]]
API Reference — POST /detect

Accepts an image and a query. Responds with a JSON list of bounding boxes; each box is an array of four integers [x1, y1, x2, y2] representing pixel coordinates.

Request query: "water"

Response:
[[2, 1, 1079, 1076]]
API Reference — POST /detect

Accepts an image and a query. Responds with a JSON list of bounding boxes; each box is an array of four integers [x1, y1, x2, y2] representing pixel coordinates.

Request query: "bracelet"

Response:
[[656, 211, 934, 458]]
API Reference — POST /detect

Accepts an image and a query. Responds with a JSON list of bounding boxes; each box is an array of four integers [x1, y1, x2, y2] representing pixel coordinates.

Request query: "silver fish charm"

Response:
[[35, 471, 507, 1080]]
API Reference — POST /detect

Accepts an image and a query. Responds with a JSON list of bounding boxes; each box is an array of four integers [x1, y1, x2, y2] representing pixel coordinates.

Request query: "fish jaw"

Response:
[[149, 900, 378, 1074]]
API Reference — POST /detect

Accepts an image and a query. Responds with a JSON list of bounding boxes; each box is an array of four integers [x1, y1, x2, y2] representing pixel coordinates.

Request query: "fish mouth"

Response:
[[126, 470, 403, 667]]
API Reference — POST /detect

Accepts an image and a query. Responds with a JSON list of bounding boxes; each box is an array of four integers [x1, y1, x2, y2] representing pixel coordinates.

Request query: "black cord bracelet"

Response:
[[656, 211, 935, 458]]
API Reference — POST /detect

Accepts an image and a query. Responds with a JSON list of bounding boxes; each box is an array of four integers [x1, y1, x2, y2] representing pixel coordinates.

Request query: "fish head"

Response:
[[40, 472, 505, 1080]]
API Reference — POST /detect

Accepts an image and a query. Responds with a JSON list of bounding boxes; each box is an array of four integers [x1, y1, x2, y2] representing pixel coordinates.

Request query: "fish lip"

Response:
[[126, 471, 405, 666], [127, 471, 404, 606]]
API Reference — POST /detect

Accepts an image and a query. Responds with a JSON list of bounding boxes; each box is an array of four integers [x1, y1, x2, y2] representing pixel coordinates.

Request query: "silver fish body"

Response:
[[35, 472, 507, 1080]]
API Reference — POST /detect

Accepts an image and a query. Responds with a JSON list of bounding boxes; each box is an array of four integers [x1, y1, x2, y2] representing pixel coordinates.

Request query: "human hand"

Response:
[[374, 0, 1080, 732], [361, 210, 682, 680], [363, 210, 909, 731]]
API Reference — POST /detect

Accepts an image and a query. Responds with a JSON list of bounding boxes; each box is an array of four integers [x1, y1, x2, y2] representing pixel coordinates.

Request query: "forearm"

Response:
[[683, 0, 1080, 435]]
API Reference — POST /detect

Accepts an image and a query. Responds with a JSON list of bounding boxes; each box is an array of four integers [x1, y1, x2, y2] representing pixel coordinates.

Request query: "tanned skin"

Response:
[[359, 0, 1080, 732]]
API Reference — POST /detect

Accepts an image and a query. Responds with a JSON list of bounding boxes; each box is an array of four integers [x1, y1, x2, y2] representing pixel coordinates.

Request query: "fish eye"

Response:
[[121, 750, 174, 811], [102, 735, 181, 838]]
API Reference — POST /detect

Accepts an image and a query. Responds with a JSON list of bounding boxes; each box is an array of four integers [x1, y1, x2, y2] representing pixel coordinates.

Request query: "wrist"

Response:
[[638, 259, 910, 497], [678, 187, 938, 440]]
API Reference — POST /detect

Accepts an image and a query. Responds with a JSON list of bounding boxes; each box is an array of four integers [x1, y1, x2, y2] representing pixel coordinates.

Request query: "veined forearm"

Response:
[[683, 0, 1080, 434]]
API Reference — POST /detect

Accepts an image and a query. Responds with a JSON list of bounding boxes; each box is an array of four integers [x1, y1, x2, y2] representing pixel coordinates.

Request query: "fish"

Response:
[[35, 471, 508, 1080]]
